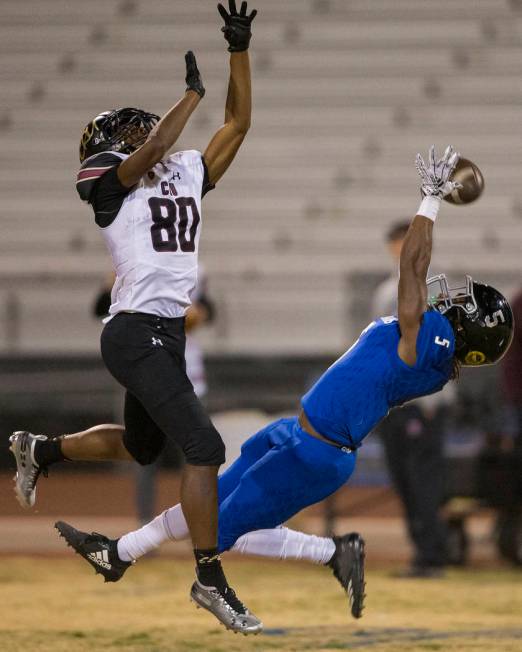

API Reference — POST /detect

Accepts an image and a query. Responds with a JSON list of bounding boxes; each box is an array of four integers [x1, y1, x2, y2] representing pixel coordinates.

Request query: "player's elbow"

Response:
[[230, 116, 251, 136]]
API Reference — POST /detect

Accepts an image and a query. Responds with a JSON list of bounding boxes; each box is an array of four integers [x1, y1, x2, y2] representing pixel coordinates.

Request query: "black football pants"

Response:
[[100, 312, 225, 467]]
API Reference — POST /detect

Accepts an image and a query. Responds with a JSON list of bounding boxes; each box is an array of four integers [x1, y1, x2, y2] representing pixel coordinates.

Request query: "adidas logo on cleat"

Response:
[[87, 550, 112, 570]]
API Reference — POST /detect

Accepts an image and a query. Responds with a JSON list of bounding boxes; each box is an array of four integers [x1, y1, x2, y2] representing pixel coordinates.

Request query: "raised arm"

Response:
[[397, 145, 460, 366], [204, 1, 257, 186], [118, 52, 205, 188]]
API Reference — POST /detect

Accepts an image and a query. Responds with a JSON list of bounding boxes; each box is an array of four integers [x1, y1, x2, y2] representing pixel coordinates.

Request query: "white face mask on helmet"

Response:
[[427, 274, 477, 316]]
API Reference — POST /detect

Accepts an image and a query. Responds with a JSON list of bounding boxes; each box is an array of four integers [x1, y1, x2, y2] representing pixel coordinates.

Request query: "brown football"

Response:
[[444, 157, 485, 205]]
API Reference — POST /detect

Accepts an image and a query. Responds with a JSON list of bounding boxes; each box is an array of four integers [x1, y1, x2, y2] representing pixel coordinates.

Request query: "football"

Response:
[[444, 157, 485, 205]]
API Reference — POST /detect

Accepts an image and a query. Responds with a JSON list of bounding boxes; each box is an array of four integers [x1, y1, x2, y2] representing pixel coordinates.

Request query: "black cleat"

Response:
[[328, 532, 366, 618], [55, 520, 134, 583]]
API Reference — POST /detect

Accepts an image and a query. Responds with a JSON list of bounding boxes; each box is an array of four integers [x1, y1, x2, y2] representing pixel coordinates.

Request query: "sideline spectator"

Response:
[[500, 288, 522, 451]]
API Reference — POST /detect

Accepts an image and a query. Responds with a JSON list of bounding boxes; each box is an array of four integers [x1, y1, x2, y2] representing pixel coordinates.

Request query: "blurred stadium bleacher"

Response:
[[1, 0, 522, 354]]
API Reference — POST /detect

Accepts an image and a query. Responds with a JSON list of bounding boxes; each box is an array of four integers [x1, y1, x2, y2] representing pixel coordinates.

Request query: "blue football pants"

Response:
[[216, 417, 357, 552]]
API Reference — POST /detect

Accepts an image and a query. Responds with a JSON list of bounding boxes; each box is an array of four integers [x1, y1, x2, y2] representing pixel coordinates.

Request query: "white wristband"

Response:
[[417, 195, 441, 222]]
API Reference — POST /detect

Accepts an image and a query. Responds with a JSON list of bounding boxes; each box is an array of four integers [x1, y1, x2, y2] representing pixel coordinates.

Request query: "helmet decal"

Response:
[[464, 351, 486, 366], [485, 310, 506, 328]]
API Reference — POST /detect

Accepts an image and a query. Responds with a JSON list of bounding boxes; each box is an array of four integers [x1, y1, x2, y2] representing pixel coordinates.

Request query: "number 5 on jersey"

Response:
[[148, 197, 201, 253]]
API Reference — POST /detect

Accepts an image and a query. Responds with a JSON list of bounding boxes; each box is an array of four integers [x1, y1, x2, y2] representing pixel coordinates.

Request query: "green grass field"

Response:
[[1, 557, 521, 652]]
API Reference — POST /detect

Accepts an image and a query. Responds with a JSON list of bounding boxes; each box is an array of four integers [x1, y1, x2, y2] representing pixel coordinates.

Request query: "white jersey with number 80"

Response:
[[78, 149, 207, 319]]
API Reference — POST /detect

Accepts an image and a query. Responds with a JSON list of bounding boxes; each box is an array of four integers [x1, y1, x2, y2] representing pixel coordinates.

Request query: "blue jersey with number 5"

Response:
[[301, 311, 455, 448]]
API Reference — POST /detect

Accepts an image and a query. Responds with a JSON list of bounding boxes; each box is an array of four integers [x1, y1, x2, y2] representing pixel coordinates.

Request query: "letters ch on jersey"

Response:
[[161, 181, 178, 197]]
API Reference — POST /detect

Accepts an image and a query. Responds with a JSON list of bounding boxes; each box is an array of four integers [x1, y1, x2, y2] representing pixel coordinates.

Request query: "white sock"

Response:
[[117, 504, 189, 562], [232, 526, 336, 565], [117, 506, 336, 566]]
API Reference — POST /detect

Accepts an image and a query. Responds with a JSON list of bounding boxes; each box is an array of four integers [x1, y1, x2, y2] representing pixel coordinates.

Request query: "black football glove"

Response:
[[217, 0, 257, 52], [185, 51, 205, 98]]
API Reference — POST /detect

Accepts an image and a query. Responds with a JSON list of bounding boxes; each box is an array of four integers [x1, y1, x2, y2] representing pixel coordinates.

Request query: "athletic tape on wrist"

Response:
[[417, 196, 441, 222]]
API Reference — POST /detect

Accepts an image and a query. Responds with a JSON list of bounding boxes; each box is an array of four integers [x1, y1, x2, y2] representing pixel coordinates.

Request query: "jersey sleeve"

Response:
[[201, 156, 215, 198], [416, 311, 455, 371], [76, 152, 123, 201], [75, 152, 132, 227]]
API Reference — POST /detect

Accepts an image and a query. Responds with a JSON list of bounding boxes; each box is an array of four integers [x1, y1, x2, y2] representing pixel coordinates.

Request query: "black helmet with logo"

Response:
[[427, 274, 514, 367], [79, 107, 160, 162]]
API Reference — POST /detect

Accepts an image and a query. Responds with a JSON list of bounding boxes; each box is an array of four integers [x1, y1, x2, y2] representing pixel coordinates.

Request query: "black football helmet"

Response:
[[427, 274, 514, 367], [79, 107, 160, 162]]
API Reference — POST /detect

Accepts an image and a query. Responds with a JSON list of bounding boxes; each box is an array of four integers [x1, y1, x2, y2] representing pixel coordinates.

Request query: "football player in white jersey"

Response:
[[9, 0, 261, 635]]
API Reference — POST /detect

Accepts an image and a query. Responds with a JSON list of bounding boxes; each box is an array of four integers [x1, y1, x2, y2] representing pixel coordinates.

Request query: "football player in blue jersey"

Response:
[[54, 145, 512, 622]]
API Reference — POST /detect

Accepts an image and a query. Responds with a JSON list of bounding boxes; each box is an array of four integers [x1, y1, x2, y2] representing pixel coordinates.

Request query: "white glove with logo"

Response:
[[415, 145, 462, 199]]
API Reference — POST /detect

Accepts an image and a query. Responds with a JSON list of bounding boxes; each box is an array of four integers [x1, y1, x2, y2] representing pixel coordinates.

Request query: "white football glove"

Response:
[[415, 145, 462, 199]]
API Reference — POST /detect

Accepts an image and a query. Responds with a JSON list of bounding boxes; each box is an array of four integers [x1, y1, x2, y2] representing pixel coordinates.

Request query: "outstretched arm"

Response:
[[204, 1, 257, 186], [397, 216, 434, 365], [398, 145, 460, 366], [118, 52, 205, 188]]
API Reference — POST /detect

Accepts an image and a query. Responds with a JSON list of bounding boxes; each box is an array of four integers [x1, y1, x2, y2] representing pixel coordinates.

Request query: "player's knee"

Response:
[[123, 432, 163, 466], [133, 449, 161, 466], [183, 427, 226, 467]]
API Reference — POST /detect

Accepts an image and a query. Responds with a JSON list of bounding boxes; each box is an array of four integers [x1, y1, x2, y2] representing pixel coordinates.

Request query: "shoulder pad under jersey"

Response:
[[76, 151, 125, 202]]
